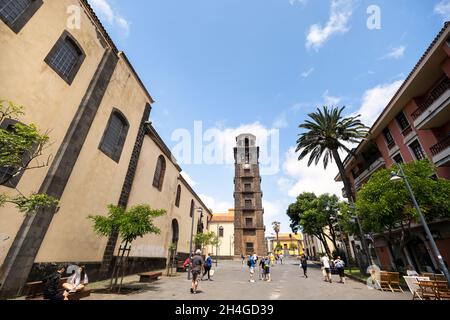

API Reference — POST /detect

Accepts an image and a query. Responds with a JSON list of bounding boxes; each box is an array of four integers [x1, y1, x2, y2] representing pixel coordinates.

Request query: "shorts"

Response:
[[264, 268, 270, 274], [249, 267, 255, 274], [192, 270, 200, 281], [324, 268, 331, 274], [337, 268, 345, 277]]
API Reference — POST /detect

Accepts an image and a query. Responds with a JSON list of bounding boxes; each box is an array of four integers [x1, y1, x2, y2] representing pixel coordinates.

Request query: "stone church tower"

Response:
[[233, 134, 265, 256]]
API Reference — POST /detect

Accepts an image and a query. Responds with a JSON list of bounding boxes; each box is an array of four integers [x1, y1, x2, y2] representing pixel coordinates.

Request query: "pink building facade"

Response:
[[336, 23, 450, 273]]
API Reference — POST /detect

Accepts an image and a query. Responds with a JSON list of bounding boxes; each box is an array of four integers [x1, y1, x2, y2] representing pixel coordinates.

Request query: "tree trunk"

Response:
[[332, 149, 354, 203]]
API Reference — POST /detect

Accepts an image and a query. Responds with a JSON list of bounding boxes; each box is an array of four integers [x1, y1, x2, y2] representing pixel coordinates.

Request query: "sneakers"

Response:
[[190, 288, 194, 294]]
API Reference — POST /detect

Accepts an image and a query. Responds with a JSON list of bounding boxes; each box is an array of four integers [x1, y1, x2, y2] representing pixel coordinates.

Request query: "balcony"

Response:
[[430, 136, 450, 167], [412, 76, 450, 130], [242, 204, 256, 211], [354, 157, 386, 190]]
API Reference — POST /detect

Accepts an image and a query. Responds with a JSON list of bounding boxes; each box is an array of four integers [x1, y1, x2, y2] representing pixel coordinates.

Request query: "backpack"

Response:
[[247, 259, 251, 267]]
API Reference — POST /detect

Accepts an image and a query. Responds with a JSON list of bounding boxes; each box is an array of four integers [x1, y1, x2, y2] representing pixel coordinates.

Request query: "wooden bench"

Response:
[[22, 277, 90, 300], [138, 271, 162, 283]]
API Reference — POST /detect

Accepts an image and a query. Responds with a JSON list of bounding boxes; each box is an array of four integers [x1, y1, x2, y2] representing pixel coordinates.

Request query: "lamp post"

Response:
[[188, 207, 203, 280], [391, 165, 450, 287]]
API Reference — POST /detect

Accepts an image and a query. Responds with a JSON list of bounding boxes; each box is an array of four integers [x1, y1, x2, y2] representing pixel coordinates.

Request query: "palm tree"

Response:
[[272, 221, 281, 246], [296, 106, 368, 202]]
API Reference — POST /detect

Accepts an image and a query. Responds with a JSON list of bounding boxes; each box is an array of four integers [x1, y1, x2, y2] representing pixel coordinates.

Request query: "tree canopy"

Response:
[[89, 204, 166, 244], [356, 159, 450, 234], [0, 100, 58, 213]]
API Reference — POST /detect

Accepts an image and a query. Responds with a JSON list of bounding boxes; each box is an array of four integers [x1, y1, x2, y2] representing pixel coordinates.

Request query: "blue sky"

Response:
[[88, 0, 449, 234]]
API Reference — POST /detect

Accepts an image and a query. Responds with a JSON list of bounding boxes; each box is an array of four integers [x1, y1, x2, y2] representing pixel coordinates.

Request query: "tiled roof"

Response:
[[80, 0, 118, 54]]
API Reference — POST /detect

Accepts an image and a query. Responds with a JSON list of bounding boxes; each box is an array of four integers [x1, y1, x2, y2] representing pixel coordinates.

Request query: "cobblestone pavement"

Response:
[[86, 258, 411, 300]]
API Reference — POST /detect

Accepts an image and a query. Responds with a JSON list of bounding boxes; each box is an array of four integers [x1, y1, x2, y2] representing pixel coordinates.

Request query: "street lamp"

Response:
[[188, 207, 203, 280], [390, 165, 450, 286]]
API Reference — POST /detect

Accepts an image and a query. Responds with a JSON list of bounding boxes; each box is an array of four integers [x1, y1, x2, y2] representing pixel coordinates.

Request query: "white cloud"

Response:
[[289, 0, 309, 6], [281, 147, 344, 198], [180, 171, 197, 187], [88, 0, 130, 36], [301, 67, 315, 78], [273, 112, 288, 129], [323, 90, 342, 106], [434, 1, 450, 21], [355, 79, 404, 127], [306, 0, 354, 51], [381, 46, 406, 60], [198, 194, 232, 213]]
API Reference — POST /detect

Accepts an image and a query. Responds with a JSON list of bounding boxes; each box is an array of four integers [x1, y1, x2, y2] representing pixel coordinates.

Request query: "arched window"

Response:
[[99, 109, 129, 162], [175, 185, 181, 207], [45, 30, 85, 84], [171, 219, 179, 246], [190, 200, 195, 218], [152, 155, 166, 191], [219, 226, 224, 238]]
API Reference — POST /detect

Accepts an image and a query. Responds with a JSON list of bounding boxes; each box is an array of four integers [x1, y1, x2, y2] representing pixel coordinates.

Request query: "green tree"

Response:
[[89, 204, 166, 291], [355, 160, 450, 270], [194, 231, 219, 251], [296, 106, 368, 203], [0, 100, 58, 213], [287, 192, 345, 256]]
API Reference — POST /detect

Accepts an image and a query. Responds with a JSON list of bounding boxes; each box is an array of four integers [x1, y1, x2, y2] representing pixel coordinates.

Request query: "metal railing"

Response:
[[411, 76, 450, 120], [430, 136, 450, 156]]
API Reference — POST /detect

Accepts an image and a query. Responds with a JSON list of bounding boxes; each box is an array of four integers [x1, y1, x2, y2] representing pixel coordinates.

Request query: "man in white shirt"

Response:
[[321, 255, 332, 283]]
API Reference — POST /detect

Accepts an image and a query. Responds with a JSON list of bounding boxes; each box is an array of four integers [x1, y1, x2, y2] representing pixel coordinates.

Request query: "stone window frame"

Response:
[[0, 118, 34, 188], [218, 226, 224, 237], [98, 108, 130, 163], [0, 0, 43, 33], [44, 30, 86, 85]]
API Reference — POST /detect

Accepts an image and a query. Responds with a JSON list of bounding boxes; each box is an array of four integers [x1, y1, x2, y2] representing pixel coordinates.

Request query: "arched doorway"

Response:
[[167, 219, 179, 275], [406, 237, 435, 273]]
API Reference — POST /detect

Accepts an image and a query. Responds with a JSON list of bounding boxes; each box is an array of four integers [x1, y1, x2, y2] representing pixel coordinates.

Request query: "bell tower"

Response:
[[233, 134, 265, 256]]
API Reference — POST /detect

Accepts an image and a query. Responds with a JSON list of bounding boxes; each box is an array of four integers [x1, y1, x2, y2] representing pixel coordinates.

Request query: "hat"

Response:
[[195, 249, 201, 255]]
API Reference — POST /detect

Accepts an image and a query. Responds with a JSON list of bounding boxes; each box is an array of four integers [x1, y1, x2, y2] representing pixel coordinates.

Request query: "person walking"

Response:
[[300, 254, 308, 278], [241, 253, 245, 267], [279, 253, 284, 265], [334, 256, 345, 283], [259, 256, 266, 281], [321, 254, 332, 283], [248, 254, 256, 283], [202, 253, 213, 281], [263, 257, 271, 282], [190, 249, 204, 294]]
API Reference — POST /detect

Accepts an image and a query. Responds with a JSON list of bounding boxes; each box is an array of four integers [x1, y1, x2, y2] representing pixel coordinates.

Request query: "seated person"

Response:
[[43, 264, 68, 301], [63, 265, 88, 294], [406, 265, 419, 276]]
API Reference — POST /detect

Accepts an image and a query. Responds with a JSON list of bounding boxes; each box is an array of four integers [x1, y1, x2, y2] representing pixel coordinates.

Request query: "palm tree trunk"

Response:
[[332, 149, 354, 203]]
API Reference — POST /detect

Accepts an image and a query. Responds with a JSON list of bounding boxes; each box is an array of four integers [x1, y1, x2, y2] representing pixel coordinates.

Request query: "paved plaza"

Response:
[[86, 258, 411, 300]]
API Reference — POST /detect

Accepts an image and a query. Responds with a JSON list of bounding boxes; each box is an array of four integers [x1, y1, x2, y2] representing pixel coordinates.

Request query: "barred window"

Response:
[[383, 128, 394, 146], [45, 31, 85, 85], [99, 110, 129, 162], [152, 155, 166, 191], [393, 154, 404, 164], [0, 0, 41, 33], [219, 226, 224, 237], [0, 0, 31, 24], [175, 185, 181, 207]]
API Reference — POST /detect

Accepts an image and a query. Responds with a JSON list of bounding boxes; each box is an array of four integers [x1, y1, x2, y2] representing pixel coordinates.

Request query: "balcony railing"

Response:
[[354, 157, 386, 189], [430, 136, 450, 156], [411, 76, 450, 120]]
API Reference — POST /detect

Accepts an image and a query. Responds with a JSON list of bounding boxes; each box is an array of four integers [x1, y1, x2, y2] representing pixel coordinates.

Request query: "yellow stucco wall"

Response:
[[0, 0, 109, 264], [35, 56, 151, 263], [122, 135, 210, 259], [208, 222, 234, 257]]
